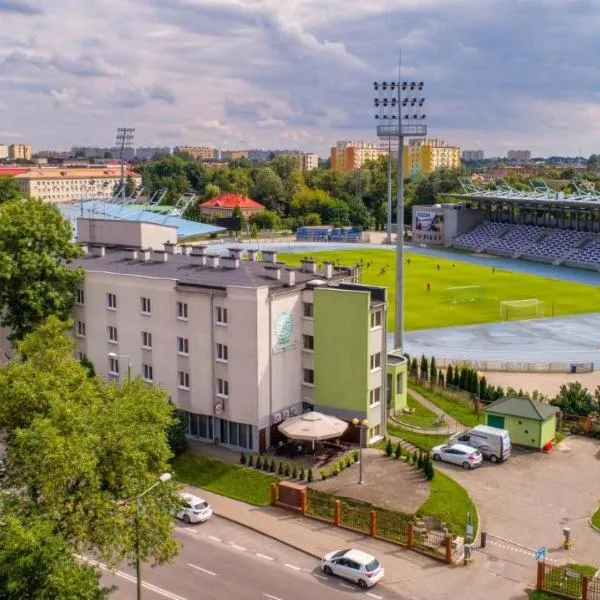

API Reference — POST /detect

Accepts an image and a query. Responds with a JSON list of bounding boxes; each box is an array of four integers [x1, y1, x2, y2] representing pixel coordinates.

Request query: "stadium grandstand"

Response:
[[58, 185, 225, 240], [411, 179, 600, 271], [296, 226, 363, 242]]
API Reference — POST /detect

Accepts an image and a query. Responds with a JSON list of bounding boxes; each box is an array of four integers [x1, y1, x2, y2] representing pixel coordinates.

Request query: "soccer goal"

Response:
[[500, 299, 544, 321], [445, 285, 484, 304]]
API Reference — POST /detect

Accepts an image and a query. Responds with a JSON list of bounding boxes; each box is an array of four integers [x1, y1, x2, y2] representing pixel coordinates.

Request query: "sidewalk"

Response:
[[182, 484, 531, 600], [406, 387, 462, 434]]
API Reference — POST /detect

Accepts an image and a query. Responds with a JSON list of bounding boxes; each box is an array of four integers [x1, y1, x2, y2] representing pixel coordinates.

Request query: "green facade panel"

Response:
[[386, 358, 408, 414]]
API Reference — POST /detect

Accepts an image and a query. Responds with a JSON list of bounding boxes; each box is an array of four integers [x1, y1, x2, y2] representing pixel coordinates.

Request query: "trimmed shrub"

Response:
[[320, 468, 328, 480], [429, 356, 437, 382], [345, 456, 353, 468], [292, 466, 298, 479], [240, 452, 247, 465], [263, 457, 270, 472], [255, 455, 263, 470], [248, 454, 254, 467], [352, 450, 360, 463], [417, 451, 423, 469], [307, 468, 313, 483], [299, 467, 305, 481], [277, 461, 284, 476], [385, 438, 393, 457], [269, 459, 276, 473], [420, 355, 429, 380], [411, 450, 418, 465], [284, 463, 291, 477], [394, 443, 402, 459], [446, 364, 454, 385]]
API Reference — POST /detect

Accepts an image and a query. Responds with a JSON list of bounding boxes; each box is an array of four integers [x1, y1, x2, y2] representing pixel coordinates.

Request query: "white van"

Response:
[[453, 425, 511, 463]]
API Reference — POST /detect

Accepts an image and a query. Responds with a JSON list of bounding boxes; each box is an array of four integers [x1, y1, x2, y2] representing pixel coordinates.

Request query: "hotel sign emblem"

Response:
[[274, 312, 295, 348]]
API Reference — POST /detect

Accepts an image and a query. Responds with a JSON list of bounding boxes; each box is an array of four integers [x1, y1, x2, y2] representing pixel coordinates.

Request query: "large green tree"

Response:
[[0, 318, 180, 570], [551, 381, 598, 416], [0, 176, 21, 203], [0, 198, 83, 341]]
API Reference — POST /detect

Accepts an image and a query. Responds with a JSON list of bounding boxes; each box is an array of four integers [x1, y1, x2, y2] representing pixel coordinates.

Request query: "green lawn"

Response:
[[417, 469, 478, 537], [396, 392, 440, 428], [277, 250, 600, 330], [387, 423, 450, 451], [409, 381, 483, 427], [171, 453, 278, 506], [592, 506, 600, 529]]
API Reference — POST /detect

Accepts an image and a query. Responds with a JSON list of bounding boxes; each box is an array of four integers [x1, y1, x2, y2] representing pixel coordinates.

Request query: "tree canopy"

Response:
[[550, 381, 600, 416], [0, 176, 21, 204]]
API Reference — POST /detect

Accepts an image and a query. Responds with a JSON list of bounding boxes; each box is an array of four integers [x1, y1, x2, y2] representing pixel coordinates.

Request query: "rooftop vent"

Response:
[[262, 250, 277, 264], [264, 265, 281, 280], [247, 249, 259, 262], [301, 259, 316, 274], [285, 268, 296, 287], [323, 261, 333, 279], [140, 248, 151, 262], [207, 254, 220, 269], [164, 241, 178, 255], [92, 245, 105, 258], [153, 249, 168, 263]]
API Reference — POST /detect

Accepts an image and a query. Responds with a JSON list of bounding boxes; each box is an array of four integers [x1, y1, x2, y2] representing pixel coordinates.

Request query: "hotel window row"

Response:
[[184, 412, 253, 450]]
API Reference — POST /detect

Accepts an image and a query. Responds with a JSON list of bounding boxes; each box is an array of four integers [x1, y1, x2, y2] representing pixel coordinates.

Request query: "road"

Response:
[[101, 517, 410, 600]]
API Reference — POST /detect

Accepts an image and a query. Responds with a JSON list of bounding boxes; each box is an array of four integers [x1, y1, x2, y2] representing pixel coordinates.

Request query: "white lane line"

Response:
[[187, 563, 217, 577], [285, 563, 301, 571], [367, 593, 383, 599], [339, 582, 354, 589], [262, 594, 282, 600], [208, 535, 222, 542], [231, 543, 247, 551], [256, 553, 275, 561]]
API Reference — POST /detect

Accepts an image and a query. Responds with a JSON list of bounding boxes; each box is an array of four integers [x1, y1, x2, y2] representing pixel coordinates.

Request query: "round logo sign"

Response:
[[214, 401, 224, 416], [274, 312, 294, 345]]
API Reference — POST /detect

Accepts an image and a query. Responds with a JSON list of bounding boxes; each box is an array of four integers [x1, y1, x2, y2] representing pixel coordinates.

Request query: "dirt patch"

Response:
[[309, 448, 429, 513]]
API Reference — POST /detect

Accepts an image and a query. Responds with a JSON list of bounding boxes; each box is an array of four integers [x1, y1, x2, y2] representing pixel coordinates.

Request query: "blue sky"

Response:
[[0, 0, 598, 157]]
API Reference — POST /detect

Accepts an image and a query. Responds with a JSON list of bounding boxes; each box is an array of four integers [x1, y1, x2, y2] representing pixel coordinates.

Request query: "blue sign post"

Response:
[[535, 547, 546, 561]]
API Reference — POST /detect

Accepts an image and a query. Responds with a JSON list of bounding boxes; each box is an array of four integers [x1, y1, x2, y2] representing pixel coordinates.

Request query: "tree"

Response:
[[0, 199, 83, 341], [0, 176, 21, 203], [251, 209, 281, 231], [0, 318, 180, 569], [79, 355, 96, 378], [429, 357, 437, 383], [231, 206, 246, 232], [551, 381, 597, 416], [252, 167, 286, 213], [168, 407, 188, 457], [420, 355, 429, 380], [0, 509, 111, 599], [446, 364, 454, 386]]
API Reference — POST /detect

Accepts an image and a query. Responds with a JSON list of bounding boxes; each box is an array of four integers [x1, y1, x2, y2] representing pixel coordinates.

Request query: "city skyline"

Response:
[[1, 0, 599, 157]]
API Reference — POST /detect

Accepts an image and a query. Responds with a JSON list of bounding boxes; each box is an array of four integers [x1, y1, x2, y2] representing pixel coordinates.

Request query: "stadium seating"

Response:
[[522, 229, 592, 263], [565, 237, 600, 268], [451, 222, 508, 251], [484, 225, 546, 256], [295, 226, 362, 242]]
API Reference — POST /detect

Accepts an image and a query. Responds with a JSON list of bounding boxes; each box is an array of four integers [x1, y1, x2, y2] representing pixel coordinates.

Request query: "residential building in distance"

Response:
[[13, 167, 142, 203], [71, 146, 136, 161], [221, 150, 250, 161], [8, 144, 32, 161], [507, 150, 532, 163], [66, 218, 406, 452], [0, 145, 9, 160], [298, 152, 318, 172], [330, 141, 387, 172], [462, 150, 485, 162], [135, 147, 171, 161], [174, 146, 217, 161], [198, 193, 265, 218], [404, 138, 461, 179]]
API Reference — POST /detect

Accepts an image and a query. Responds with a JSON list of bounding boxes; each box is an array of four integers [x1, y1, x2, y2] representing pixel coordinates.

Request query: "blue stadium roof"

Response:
[[58, 200, 225, 239]]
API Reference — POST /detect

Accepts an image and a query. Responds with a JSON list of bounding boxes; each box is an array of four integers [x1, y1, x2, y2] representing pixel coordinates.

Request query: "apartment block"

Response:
[[330, 141, 387, 172], [0, 145, 8, 160], [404, 138, 461, 179], [8, 144, 32, 161], [68, 219, 406, 452], [175, 146, 217, 161], [462, 150, 485, 162], [507, 150, 531, 163]]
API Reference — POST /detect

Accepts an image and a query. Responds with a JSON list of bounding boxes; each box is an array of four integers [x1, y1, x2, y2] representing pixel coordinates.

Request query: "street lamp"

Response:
[[115, 127, 135, 198], [352, 418, 369, 484], [374, 59, 427, 351], [107, 351, 132, 381], [118, 472, 172, 600]]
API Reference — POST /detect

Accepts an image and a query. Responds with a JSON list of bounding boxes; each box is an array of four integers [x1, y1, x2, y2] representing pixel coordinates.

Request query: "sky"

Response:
[[1, 0, 599, 158]]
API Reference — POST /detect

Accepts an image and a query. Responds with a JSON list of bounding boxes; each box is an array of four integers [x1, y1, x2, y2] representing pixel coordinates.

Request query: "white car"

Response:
[[321, 549, 384, 589], [431, 443, 483, 469], [176, 493, 213, 524]]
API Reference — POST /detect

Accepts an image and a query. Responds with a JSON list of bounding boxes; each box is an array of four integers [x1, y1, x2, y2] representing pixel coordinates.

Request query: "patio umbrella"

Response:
[[277, 411, 349, 442]]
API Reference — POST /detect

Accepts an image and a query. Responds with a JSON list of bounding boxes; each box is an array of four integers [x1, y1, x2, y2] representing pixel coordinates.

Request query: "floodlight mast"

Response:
[[373, 56, 427, 351], [115, 127, 135, 198]]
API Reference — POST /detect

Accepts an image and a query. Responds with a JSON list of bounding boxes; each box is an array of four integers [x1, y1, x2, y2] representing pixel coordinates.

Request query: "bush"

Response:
[[292, 466, 298, 479], [394, 443, 402, 459], [332, 464, 339, 476], [320, 468, 328, 480], [255, 455, 263, 470], [269, 459, 276, 473], [248, 454, 254, 467], [425, 460, 435, 481], [385, 439, 393, 457], [307, 468, 313, 483], [299, 467, 305, 480], [412, 450, 418, 465], [277, 461, 284, 476], [345, 456, 353, 468], [240, 452, 247, 465], [352, 450, 359, 463], [417, 451, 423, 469], [284, 464, 291, 477], [263, 457, 271, 472]]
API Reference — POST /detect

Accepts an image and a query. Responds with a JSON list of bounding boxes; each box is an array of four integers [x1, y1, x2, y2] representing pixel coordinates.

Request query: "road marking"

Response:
[[285, 563, 301, 571], [256, 553, 275, 561], [367, 593, 383, 599], [231, 543, 247, 551], [262, 594, 282, 600], [187, 563, 217, 577], [339, 582, 354, 589], [208, 535, 222, 542]]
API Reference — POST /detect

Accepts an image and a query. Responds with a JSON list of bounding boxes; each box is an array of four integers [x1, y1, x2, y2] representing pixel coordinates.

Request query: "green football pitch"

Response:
[[277, 249, 600, 331]]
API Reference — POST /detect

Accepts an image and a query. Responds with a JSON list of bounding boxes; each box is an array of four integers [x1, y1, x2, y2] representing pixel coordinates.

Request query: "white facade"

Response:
[[0, 145, 8, 160]]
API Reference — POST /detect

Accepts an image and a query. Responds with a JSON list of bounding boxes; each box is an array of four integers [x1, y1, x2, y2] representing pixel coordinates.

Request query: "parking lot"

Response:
[[438, 436, 600, 576]]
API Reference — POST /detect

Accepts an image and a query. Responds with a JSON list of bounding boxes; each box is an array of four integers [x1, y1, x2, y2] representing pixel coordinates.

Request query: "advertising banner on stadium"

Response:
[[415, 211, 444, 233]]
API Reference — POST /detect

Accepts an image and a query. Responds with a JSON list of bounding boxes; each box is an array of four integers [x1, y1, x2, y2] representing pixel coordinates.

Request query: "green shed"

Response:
[[484, 396, 559, 450]]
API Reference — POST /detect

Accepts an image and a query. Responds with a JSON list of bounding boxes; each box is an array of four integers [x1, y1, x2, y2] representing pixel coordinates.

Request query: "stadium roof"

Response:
[[447, 178, 600, 208], [58, 200, 225, 239]]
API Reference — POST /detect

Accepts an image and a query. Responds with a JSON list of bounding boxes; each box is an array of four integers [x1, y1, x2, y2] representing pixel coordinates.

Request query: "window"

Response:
[[218, 419, 253, 450], [302, 335, 314, 351], [141, 297, 152, 315], [215, 306, 228, 325], [186, 412, 214, 440], [107, 325, 118, 344], [106, 293, 117, 310], [75, 320, 86, 338], [141, 331, 152, 349], [75, 289, 84, 305], [143, 363, 153, 382], [76, 351, 86, 360], [216, 343, 228, 362], [370, 353, 382, 370], [177, 337, 189, 355], [177, 301, 188, 320], [303, 302, 314, 318], [217, 378, 229, 397], [369, 386, 381, 405], [370, 310, 382, 328], [109, 357, 119, 375], [370, 424, 381, 439], [178, 371, 190, 390], [303, 368, 314, 385]]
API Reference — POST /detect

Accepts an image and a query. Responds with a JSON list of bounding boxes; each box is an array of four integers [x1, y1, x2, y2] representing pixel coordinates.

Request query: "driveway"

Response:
[[438, 436, 600, 582]]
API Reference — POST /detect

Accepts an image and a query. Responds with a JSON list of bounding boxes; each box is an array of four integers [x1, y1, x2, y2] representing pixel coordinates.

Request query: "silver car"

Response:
[[432, 443, 483, 469]]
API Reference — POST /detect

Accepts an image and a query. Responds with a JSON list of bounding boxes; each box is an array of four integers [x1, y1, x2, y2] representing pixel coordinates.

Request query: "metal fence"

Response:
[[375, 508, 410, 545], [538, 562, 600, 599], [589, 576, 600, 600], [412, 527, 449, 561], [339, 504, 371, 534], [305, 488, 335, 522], [433, 357, 594, 374]]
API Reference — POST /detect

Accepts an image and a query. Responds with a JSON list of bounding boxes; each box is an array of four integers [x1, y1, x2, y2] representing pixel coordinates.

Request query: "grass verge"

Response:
[[396, 392, 440, 428], [171, 453, 278, 507], [409, 381, 483, 428], [277, 249, 600, 331], [388, 423, 449, 451], [417, 469, 478, 537], [592, 506, 600, 529]]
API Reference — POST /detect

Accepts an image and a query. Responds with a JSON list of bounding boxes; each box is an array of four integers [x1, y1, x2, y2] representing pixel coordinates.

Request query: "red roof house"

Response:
[[198, 193, 265, 218]]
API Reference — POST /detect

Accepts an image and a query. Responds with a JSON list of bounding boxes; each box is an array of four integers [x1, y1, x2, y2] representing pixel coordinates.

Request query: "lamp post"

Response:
[[115, 127, 135, 198], [118, 472, 172, 600], [107, 351, 132, 381], [352, 418, 368, 484], [374, 59, 427, 351]]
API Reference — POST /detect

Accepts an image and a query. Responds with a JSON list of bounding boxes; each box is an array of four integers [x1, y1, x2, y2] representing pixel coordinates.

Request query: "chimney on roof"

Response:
[[92, 245, 105, 258], [191, 245, 208, 257], [264, 265, 281, 280], [164, 241, 178, 255], [127, 248, 138, 260], [247, 249, 259, 262], [153, 249, 168, 263], [301, 259, 316, 274], [222, 255, 240, 269], [228, 247, 242, 260], [207, 254, 220, 269], [262, 250, 277, 264], [285, 268, 296, 287], [140, 248, 151, 262], [323, 261, 333, 279], [180, 244, 192, 256]]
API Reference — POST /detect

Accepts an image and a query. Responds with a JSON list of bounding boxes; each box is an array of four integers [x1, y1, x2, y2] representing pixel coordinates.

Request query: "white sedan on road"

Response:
[[321, 549, 384, 589], [431, 443, 483, 469], [175, 493, 213, 524]]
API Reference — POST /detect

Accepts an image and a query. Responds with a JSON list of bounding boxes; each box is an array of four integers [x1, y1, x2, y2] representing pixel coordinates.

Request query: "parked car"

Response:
[[175, 493, 213, 524], [451, 424, 511, 463], [321, 548, 384, 589], [431, 443, 483, 469]]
